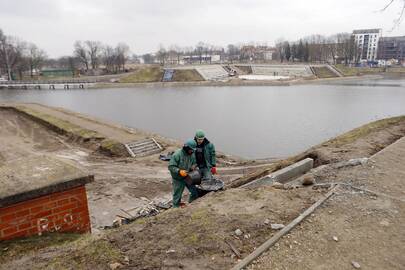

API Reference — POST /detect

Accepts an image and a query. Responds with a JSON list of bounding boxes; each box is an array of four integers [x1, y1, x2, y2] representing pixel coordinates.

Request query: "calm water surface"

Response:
[[1, 78, 405, 159]]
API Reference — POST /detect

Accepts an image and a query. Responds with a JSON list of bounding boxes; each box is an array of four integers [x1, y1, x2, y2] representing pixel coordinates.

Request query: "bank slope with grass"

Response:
[[120, 66, 164, 83]]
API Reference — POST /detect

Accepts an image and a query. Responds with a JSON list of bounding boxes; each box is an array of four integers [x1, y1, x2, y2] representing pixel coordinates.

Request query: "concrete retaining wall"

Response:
[[242, 158, 314, 188]]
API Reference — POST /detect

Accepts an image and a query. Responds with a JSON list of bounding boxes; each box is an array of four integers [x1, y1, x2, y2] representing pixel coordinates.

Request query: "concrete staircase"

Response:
[[195, 65, 229, 81]]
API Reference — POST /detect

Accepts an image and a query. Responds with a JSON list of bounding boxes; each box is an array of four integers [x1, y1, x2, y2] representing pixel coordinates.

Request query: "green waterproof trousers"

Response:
[[172, 179, 199, 207], [199, 168, 213, 181]]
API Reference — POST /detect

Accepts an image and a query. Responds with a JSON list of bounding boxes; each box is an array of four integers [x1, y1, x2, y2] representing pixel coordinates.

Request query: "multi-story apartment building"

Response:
[[352, 29, 382, 61], [377, 36, 405, 61]]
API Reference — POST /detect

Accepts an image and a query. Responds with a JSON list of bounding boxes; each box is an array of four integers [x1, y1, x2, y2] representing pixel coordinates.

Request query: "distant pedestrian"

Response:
[[194, 129, 217, 181]]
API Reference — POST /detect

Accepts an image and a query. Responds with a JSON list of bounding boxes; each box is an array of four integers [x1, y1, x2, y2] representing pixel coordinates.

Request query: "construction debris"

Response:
[[271, 224, 286, 230], [334, 158, 369, 169], [351, 261, 361, 269]]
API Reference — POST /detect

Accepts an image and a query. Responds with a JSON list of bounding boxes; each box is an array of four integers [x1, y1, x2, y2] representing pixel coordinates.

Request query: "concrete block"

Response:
[[243, 158, 314, 188]]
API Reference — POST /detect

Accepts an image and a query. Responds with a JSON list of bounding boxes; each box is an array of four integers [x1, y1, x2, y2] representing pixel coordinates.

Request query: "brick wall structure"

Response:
[[0, 186, 91, 240], [0, 156, 93, 241]]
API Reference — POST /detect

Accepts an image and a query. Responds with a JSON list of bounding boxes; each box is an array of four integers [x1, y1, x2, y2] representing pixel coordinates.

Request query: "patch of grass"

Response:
[[100, 139, 127, 156], [386, 67, 405, 73], [334, 64, 385, 76], [14, 106, 127, 156], [46, 236, 121, 269], [0, 233, 81, 264], [172, 69, 204, 81], [16, 106, 102, 140], [120, 67, 164, 83], [312, 66, 337, 78], [235, 65, 252, 74], [324, 116, 405, 147]]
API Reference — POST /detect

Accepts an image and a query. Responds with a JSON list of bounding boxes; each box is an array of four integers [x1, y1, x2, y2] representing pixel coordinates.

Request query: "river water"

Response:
[[1, 78, 405, 159]]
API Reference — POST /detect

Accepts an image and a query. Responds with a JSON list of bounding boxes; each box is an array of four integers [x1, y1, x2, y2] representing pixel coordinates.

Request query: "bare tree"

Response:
[[380, 0, 405, 29], [0, 32, 25, 80], [142, 53, 154, 64], [102, 45, 117, 73], [156, 44, 167, 65], [169, 44, 182, 64], [73, 41, 89, 71], [27, 43, 47, 77], [85, 40, 102, 70], [115, 42, 130, 71]]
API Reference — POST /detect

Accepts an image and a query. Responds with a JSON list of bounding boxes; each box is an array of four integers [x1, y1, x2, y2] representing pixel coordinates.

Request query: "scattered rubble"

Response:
[[271, 224, 285, 230], [351, 261, 361, 269], [301, 174, 316, 185], [334, 158, 369, 169], [109, 262, 122, 270]]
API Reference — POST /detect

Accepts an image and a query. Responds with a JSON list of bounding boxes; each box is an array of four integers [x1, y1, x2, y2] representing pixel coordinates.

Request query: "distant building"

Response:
[[377, 36, 405, 61], [240, 46, 276, 62], [352, 29, 382, 61], [182, 54, 221, 64]]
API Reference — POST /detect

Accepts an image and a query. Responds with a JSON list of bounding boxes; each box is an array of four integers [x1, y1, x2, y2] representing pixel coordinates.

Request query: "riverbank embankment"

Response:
[[0, 105, 404, 269]]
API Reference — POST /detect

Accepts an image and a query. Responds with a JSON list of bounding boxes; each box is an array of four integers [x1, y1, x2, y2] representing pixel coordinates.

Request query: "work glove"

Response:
[[211, 167, 217, 174], [179, 170, 188, 177]]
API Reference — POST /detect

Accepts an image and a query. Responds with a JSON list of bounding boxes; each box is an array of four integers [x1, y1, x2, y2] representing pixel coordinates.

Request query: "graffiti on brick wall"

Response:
[[36, 213, 86, 236]]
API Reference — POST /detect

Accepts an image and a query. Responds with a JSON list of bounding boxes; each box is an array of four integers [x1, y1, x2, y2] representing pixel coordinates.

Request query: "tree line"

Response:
[[0, 28, 365, 81], [276, 33, 358, 64], [0, 29, 47, 80], [0, 28, 131, 80]]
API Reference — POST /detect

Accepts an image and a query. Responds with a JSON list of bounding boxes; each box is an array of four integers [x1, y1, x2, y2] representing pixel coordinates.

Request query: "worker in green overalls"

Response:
[[168, 139, 199, 208], [194, 130, 217, 181]]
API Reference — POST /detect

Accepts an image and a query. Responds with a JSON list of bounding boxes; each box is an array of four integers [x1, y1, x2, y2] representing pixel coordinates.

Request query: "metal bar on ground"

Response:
[[230, 184, 339, 270]]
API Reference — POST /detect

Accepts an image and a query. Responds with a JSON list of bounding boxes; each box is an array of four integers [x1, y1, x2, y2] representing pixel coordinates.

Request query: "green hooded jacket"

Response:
[[195, 138, 216, 169], [168, 149, 197, 181]]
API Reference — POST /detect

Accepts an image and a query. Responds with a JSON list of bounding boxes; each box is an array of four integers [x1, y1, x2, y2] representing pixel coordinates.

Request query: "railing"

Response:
[[0, 79, 96, 85]]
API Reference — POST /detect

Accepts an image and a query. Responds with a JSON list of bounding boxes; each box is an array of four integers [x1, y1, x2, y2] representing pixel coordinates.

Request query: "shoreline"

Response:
[[91, 74, 394, 89]]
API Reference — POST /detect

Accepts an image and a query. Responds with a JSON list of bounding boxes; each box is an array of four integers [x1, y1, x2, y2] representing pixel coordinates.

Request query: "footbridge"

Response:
[[0, 80, 96, 90]]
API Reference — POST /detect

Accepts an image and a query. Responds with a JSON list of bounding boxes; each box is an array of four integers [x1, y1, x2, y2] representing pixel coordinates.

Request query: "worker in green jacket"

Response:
[[194, 130, 217, 181], [168, 139, 199, 208]]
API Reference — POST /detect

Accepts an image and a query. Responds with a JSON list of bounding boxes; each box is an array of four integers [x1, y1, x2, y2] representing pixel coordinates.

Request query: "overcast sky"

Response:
[[0, 0, 404, 57]]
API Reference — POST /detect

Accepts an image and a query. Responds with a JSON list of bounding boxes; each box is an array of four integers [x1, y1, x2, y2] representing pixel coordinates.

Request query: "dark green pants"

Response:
[[172, 178, 199, 207], [199, 167, 213, 181]]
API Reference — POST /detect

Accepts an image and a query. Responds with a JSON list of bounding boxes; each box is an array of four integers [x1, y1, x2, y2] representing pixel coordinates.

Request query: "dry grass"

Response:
[[312, 67, 338, 78], [120, 66, 164, 83], [12, 106, 126, 156], [172, 69, 204, 81], [323, 115, 405, 147], [334, 64, 385, 76], [235, 65, 253, 74], [0, 233, 81, 264]]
